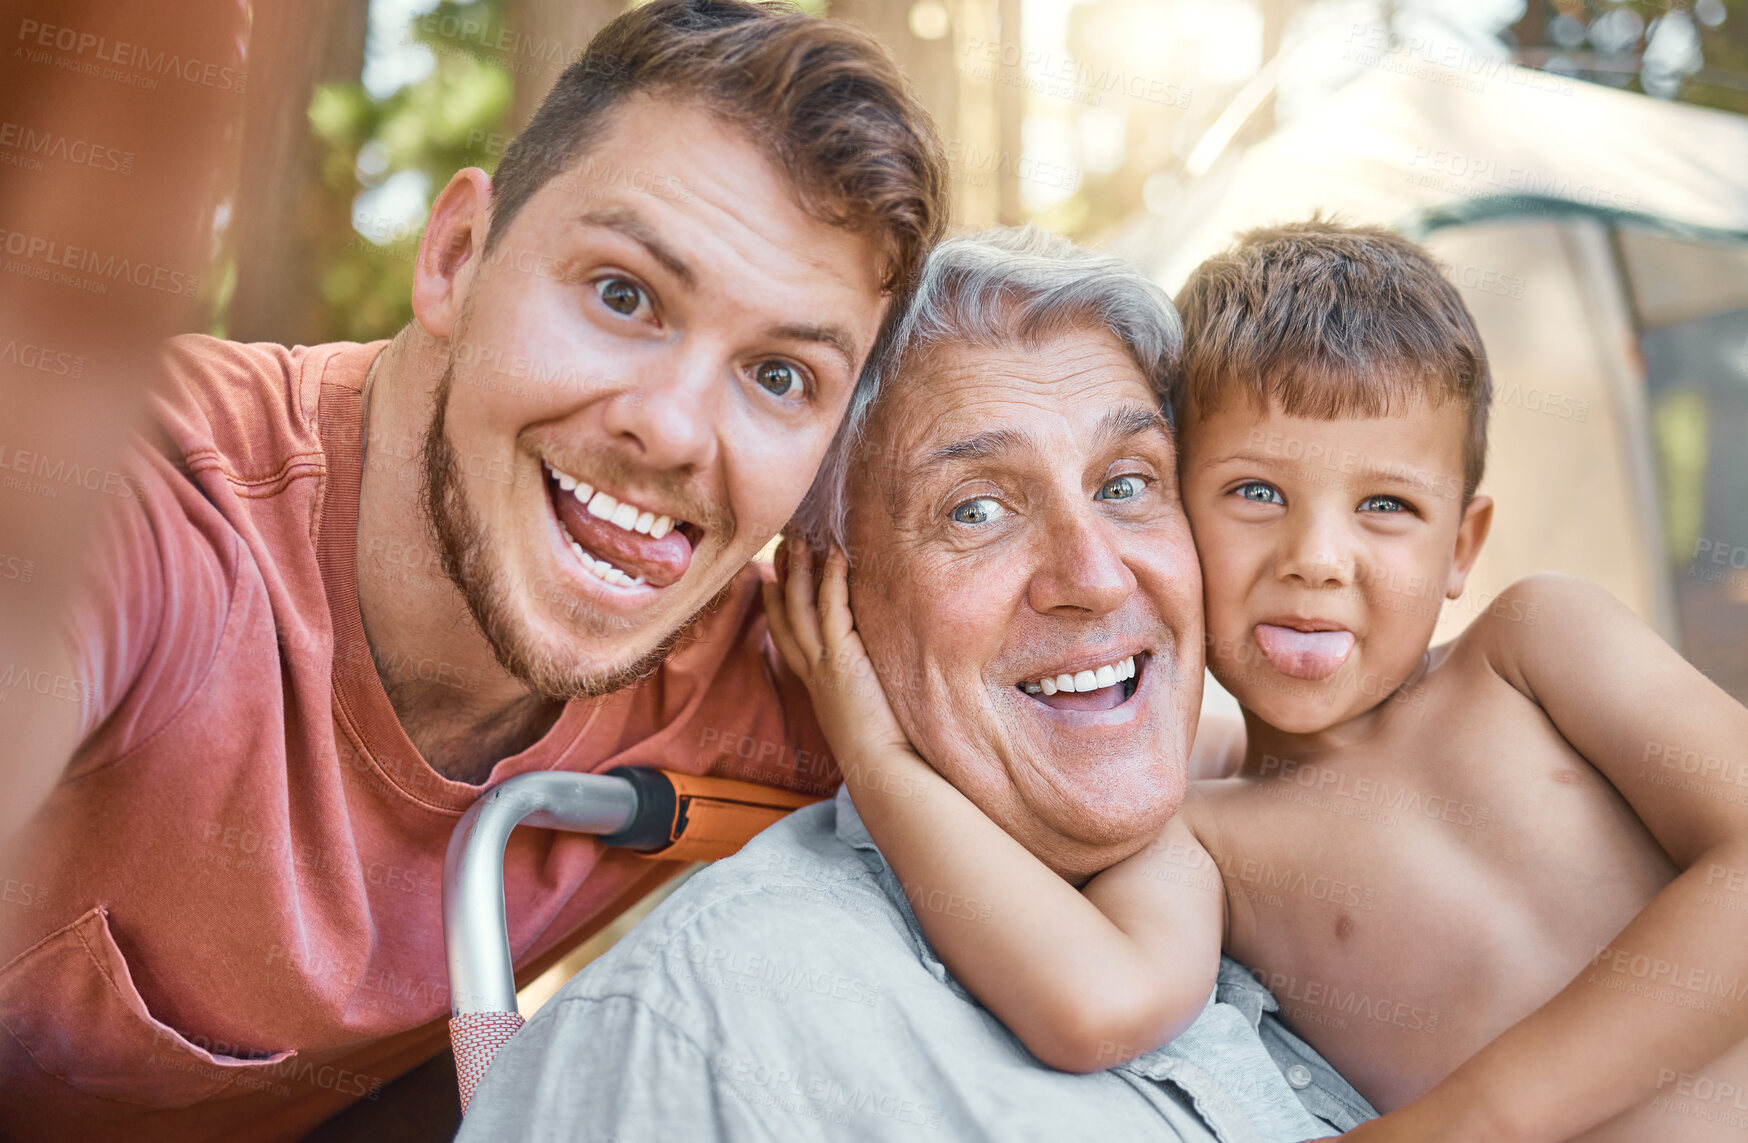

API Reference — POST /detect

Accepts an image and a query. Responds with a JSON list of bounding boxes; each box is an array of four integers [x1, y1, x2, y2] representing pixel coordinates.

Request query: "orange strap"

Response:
[[642, 772, 823, 863]]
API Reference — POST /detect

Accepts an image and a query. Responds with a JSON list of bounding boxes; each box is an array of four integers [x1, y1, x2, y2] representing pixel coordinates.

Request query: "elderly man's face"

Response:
[[847, 327, 1204, 879]]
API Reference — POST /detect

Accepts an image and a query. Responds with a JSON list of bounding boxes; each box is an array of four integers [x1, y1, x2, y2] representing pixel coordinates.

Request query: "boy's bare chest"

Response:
[[1192, 700, 1676, 1109]]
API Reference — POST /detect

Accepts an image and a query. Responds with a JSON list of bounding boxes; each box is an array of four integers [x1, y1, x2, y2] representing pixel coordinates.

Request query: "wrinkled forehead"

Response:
[[850, 329, 1172, 519]]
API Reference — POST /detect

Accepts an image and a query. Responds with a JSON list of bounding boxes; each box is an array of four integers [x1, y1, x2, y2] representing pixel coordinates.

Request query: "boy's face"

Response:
[[1179, 395, 1491, 735]]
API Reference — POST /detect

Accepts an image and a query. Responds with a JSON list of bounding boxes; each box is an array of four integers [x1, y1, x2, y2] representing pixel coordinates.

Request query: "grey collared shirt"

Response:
[[460, 789, 1375, 1142]]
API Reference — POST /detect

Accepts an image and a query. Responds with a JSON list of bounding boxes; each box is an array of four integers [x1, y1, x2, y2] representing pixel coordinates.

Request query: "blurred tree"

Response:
[[301, 0, 513, 344], [505, 0, 624, 131], [224, 0, 369, 345], [830, 0, 989, 224]]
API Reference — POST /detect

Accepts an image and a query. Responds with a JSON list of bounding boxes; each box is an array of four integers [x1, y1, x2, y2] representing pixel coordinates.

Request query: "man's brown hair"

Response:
[[1175, 218, 1492, 501], [484, 0, 948, 296]]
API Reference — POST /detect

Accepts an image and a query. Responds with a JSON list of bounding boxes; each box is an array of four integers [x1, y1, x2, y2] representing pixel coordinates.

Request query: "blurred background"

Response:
[[212, 0, 1747, 699]]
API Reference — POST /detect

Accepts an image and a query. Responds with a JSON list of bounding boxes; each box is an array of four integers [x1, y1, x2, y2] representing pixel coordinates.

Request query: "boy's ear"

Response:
[[1445, 494, 1493, 600]]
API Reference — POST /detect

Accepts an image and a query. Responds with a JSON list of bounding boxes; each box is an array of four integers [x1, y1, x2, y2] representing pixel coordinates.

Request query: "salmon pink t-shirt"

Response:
[[0, 336, 835, 1142]]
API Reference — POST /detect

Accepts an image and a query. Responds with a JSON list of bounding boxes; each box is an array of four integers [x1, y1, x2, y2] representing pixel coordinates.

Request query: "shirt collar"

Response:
[[833, 785, 880, 853]]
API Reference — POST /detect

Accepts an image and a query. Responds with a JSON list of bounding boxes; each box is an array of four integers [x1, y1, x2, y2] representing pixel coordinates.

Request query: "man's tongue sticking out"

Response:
[[552, 484, 693, 588]]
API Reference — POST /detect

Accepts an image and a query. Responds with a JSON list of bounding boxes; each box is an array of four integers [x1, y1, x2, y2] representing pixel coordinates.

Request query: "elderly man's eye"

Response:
[[754, 360, 807, 400], [1096, 475, 1146, 502], [1236, 480, 1284, 506], [595, 276, 650, 319], [950, 497, 1008, 525]]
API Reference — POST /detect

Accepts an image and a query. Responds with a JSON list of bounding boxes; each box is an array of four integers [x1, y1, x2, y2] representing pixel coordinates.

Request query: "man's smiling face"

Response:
[[425, 95, 888, 697], [846, 328, 1205, 879]]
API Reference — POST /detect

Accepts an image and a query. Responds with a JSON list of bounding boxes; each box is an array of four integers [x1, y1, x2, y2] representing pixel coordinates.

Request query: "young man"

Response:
[[776, 221, 1748, 1143], [0, 2, 945, 1138]]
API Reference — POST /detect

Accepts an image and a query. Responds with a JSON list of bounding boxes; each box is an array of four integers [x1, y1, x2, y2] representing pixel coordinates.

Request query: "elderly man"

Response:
[[457, 229, 1376, 1141]]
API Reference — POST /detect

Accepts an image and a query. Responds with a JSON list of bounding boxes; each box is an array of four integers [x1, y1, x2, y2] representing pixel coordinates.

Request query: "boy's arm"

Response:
[[1354, 573, 1748, 1143], [1188, 706, 1247, 781], [763, 544, 1223, 1073]]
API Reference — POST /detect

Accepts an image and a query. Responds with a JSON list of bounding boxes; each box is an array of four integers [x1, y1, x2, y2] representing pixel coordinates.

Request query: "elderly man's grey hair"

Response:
[[792, 224, 1183, 551]]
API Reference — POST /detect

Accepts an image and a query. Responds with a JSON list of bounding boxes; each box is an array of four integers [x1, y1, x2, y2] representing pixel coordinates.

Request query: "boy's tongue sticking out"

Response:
[[1254, 624, 1355, 681]]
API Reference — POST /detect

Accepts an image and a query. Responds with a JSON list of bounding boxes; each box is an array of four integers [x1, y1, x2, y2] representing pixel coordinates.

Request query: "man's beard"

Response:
[[418, 360, 687, 700]]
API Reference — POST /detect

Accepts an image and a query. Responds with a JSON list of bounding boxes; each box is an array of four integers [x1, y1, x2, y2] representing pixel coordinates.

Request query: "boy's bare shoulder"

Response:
[[1444, 574, 1625, 691]]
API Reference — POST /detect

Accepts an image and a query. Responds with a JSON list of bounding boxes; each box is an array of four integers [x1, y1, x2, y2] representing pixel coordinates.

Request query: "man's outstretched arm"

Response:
[[0, 0, 251, 852]]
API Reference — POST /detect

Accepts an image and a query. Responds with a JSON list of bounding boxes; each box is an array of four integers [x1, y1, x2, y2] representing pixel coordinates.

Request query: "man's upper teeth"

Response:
[[1021, 655, 1136, 695], [546, 462, 674, 539]]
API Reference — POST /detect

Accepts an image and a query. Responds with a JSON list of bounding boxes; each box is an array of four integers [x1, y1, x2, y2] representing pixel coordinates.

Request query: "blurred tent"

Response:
[[1115, 58, 1748, 700]]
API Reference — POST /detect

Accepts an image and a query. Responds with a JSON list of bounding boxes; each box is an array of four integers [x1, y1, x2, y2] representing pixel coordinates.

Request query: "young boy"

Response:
[[767, 221, 1748, 1142]]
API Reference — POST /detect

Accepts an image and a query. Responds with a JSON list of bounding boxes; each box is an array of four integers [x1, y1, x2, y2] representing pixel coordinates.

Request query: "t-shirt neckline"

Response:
[[310, 340, 598, 814]]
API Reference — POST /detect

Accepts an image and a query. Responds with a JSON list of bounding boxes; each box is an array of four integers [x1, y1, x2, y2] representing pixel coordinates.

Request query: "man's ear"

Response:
[[1445, 493, 1494, 600], [412, 167, 495, 340]]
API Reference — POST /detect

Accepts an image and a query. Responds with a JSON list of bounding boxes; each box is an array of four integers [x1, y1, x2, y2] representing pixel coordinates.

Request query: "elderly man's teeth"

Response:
[[1027, 655, 1137, 695], [649, 515, 673, 539]]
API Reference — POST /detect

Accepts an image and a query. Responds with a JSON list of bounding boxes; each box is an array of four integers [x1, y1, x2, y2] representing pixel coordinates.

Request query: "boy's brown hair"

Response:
[[486, 0, 948, 297], [1174, 218, 1492, 501]]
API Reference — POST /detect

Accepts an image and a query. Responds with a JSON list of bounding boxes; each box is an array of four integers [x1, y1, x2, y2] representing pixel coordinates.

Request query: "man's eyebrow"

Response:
[[766, 322, 859, 375], [910, 405, 1167, 481], [914, 427, 1039, 476], [1092, 404, 1172, 450], [576, 206, 694, 288]]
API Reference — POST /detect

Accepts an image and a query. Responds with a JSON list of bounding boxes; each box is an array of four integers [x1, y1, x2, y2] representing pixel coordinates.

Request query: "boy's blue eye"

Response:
[[1236, 481, 1284, 505], [1096, 475, 1145, 502], [1359, 495, 1408, 513], [951, 497, 1007, 525]]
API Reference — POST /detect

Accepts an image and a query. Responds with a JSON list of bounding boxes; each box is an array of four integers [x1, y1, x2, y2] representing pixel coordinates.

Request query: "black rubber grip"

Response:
[[600, 767, 678, 852]]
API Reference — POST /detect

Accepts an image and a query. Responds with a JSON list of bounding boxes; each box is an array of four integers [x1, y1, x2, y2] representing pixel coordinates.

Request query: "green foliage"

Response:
[[307, 0, 514, 343]]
